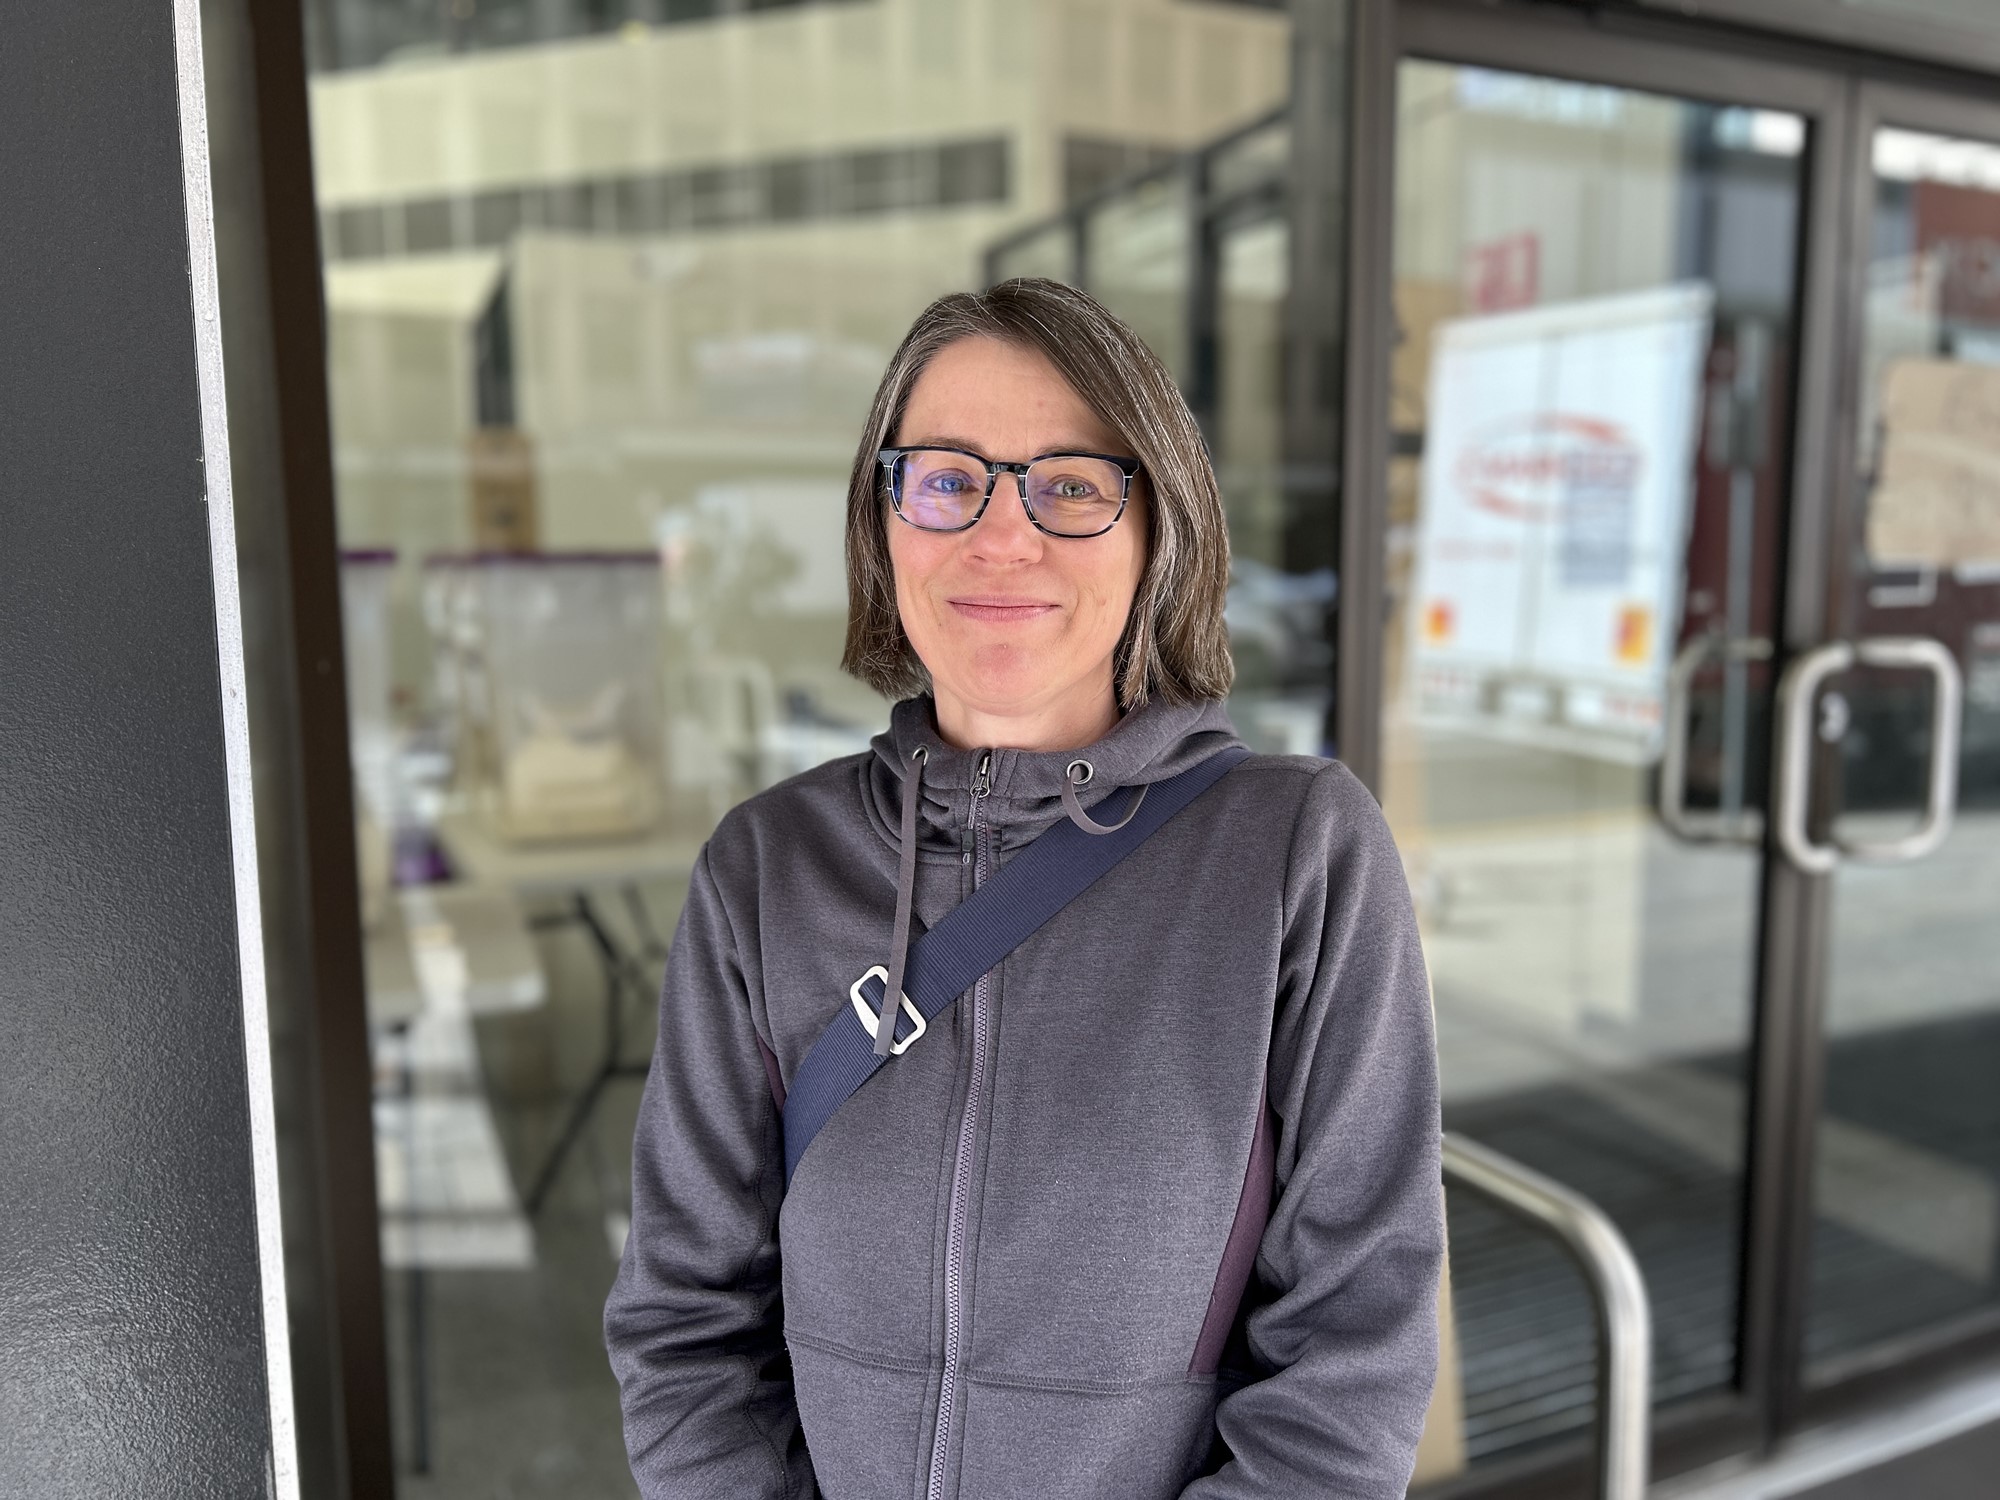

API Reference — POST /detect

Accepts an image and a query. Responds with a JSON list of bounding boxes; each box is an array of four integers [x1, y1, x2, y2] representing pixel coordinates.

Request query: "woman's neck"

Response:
[[931, 680, 1123, 753]]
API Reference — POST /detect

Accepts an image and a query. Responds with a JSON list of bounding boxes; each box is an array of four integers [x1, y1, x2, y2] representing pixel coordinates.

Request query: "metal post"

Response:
[[1442, 1133, 1653, 1500]]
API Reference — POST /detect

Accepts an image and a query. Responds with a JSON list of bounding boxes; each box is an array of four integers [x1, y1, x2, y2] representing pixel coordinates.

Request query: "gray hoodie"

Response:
[[605, 692, 1443, 1499]]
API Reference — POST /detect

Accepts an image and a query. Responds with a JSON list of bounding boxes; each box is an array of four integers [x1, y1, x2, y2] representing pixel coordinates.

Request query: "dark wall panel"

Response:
[[0, 5, 277, 1497]]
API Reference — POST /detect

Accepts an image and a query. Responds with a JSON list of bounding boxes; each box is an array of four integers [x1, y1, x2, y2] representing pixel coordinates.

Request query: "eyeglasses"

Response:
[[877, 446, 1140, 538]]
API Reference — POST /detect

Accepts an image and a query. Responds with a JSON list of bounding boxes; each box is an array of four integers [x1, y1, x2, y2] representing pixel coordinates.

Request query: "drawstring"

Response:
[[1061, 759, 1147, 836], [874, 745, 926, 1057], [875, 748, 1141, 1058]]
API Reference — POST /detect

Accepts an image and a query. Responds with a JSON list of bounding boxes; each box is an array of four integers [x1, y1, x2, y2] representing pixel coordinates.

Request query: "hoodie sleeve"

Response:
[[1182, 760, 1445, 1499], [604, 844, 816, 1500]]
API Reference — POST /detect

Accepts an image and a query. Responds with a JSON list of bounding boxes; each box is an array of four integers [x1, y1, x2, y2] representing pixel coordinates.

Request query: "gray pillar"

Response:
[[0, 4, 297, 1495]]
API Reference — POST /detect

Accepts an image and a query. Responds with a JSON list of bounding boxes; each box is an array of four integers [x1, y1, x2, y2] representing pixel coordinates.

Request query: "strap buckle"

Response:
[[849, 965, 925, 1055]]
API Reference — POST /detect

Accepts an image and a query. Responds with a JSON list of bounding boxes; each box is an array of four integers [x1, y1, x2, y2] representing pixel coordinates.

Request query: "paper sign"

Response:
[[1868, 357, 2000, 566]]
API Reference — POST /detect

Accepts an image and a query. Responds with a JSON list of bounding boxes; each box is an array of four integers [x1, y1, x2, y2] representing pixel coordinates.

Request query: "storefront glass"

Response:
[[1380, 59, 1806, 1464], [1807, 121, 2000, 1376], [304, 0, 1294, 1490]]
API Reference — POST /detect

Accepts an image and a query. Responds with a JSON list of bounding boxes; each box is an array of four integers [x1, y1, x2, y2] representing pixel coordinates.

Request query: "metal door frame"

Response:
[[1632, 0, 2000, 81], [1336, 2, 2000, 1492], [1350, 3, 2000, 1491], [1782, 75, 2000, 1428], [192, 2, 398, 1492], [228, 0, 2000, 1490]]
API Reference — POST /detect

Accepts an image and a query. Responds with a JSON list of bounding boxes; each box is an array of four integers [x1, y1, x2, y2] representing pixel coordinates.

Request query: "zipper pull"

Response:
[[964, 751, 992, 864]]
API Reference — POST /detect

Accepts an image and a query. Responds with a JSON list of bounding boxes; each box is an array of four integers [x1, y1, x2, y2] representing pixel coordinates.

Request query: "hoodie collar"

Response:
[[865, 691, 1245, 854]]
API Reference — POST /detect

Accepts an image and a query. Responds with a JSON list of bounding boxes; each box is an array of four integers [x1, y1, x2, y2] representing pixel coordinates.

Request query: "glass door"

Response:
[[1797, 86, 2000, 1388], [1377, 10, 1845, 1482]]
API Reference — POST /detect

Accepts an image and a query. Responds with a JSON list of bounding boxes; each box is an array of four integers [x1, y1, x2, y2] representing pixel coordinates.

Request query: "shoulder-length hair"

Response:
[[839, 277, 1233, 710]]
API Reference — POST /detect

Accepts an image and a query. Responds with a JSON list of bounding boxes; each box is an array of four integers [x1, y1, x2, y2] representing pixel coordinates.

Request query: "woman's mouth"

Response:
[[948, 597, 1058, 623]]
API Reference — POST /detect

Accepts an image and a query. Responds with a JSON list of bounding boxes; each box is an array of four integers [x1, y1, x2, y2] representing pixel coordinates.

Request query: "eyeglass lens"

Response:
[[893, 449, 1125, 536]]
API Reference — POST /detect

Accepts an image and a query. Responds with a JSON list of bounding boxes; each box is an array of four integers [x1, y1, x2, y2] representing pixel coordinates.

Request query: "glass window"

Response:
[[307, 0, 1295, 1487], [988, 220, 1075, 285], [1807, 123, 2000, 1376], [1086, 174, 1195, 383], [1217, 213, 1337, 756], [1382, 59, 1807, 1467]]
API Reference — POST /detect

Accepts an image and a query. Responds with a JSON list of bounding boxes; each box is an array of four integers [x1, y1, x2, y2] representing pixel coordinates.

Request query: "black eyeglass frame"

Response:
[[876, 445, 1142, 538]]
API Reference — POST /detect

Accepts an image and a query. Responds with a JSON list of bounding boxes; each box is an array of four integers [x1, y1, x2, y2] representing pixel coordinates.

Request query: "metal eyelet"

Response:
[[1066, 759, 1093, 786]]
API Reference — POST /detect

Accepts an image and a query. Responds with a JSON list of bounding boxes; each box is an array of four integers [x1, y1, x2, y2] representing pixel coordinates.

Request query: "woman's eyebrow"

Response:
[[899, 434, 1111, 455], [897, 434, 987, 452]]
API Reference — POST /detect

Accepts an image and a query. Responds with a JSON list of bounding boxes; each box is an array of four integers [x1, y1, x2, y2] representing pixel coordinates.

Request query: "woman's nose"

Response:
[[966, 472, 1043, 560]]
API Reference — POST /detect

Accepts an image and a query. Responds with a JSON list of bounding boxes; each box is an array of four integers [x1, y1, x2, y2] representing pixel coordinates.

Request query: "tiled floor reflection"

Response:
[[1446, 1010, 2000, 1467], [379, 905, 654, 1499]]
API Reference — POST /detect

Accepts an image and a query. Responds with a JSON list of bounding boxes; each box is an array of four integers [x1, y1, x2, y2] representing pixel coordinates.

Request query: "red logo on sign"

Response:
[[1452, 413, 1642, 521]]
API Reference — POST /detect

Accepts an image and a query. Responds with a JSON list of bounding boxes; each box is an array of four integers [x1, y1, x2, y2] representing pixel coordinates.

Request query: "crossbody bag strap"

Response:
[[780, 743, 1252, 1184]]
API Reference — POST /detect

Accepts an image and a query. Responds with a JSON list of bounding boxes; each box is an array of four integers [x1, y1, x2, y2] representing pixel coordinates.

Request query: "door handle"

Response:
[[1774, 636, 1963, 875], [1659, 633, 1772, 843]]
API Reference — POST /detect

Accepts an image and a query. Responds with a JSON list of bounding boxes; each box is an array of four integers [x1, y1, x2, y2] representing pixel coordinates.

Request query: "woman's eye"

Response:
[[923, 470, 977, 496], [1047, 477, 1097, 500]]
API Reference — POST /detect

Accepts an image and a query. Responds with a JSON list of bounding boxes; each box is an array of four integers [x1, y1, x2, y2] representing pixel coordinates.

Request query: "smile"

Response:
[[948, 599, 1059, 623]]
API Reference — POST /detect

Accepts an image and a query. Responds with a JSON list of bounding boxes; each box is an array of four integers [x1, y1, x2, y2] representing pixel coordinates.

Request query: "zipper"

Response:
[[959, 750, 991, 869], [927, 750, 992, 1500]]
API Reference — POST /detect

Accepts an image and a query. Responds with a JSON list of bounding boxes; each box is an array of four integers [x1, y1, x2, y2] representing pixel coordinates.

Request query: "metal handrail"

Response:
[[1442, 1133, 1653, 1500]]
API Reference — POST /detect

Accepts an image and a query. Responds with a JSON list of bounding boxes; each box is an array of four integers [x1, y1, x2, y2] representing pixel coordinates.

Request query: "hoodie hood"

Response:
[[865, 690, 1246, 855]]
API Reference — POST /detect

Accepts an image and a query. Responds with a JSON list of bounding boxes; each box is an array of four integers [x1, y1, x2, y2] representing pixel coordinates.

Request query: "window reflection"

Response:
[[1810, 123, 2000, 1375], [1383, 61, 1804, 1466], [310, 0, 1292, 1486]]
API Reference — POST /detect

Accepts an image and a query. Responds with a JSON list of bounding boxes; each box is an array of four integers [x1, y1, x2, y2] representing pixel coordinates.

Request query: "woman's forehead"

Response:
[[896, 336, 1123, 455]]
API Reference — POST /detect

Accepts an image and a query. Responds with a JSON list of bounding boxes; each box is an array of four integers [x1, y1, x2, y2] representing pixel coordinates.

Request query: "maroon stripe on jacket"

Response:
[[757, 1035, 787, 1113], [1189, 1087, 1276, 1375]]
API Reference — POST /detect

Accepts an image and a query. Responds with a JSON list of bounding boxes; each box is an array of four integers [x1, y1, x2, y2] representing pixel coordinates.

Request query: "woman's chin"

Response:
[[939, 657, 1059, 715]]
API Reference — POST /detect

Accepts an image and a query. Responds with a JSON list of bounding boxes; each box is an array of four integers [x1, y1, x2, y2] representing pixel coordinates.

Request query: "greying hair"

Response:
[[840, 277, 1234, 710]]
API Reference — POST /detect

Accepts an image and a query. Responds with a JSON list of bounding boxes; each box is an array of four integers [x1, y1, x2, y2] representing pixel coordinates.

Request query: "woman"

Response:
[[605, 278, 1443, 1499]]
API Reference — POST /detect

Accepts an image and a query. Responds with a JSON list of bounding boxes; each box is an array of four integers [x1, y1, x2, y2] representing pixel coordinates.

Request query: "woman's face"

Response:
[[888, 336, 1149, 735]]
